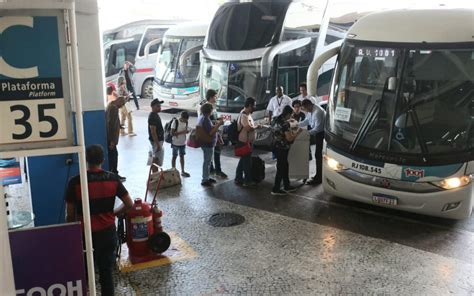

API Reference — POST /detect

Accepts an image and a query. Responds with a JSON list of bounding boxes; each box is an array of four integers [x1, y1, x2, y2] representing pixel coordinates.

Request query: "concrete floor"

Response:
[[111, 101, 474, 295]]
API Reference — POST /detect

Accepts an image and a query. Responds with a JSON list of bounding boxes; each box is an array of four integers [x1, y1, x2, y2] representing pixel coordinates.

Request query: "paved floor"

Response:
[[110, 101, 474, 295]]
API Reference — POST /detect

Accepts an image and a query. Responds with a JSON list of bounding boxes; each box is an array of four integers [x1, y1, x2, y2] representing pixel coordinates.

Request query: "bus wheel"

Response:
[[141, 79, 154, 100]]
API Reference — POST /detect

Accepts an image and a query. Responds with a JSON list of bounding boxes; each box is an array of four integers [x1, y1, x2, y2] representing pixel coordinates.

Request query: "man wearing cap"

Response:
[[149, 99, 165, 170]]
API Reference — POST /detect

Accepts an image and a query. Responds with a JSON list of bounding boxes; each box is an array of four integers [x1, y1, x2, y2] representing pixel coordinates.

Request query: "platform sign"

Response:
[[0, 13, 73, 151]]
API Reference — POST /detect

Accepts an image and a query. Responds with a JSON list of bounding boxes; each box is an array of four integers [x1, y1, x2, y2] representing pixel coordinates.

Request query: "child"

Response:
[[171, 111, 191, 177]]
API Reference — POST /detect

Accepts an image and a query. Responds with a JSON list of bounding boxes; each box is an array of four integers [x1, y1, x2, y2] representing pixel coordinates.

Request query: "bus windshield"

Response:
[[328, 41, 474, 163], [201, 58, 269, 111], [206, 1, 289, 50], [156, 37, 204, 86]]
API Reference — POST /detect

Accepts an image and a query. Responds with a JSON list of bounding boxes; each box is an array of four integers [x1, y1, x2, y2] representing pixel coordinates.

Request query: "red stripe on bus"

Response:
[[135, 68, 154, 73]]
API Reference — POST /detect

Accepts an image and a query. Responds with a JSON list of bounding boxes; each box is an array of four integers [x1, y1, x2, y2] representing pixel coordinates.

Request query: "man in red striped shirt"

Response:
[[66, 144, 133, 296]]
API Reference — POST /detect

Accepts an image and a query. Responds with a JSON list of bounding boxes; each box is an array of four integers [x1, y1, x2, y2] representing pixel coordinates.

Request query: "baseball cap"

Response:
[[151, 99, 164, 107]]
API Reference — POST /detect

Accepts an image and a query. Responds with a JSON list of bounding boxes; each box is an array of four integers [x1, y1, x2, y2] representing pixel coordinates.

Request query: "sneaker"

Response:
[[243, 182, 257, 188], [283, 186, 297, 192], [208, 178, 217, 183], [118, 175, 126, 182], [234, 179, 243, 186], [210, 168, 216, 175], [181, 172, 190, 177], [216, 171, 228, 178], [271, 189, 286, 196], [201, 180, 213, 187], [128, 132, 137, 137]]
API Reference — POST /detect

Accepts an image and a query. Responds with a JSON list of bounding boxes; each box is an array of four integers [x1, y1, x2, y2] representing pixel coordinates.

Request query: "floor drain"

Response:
[[207, 212, 245, 227]]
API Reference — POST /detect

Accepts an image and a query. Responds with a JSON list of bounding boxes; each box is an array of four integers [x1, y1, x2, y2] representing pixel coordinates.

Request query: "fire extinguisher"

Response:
[[126, 198, 154, 258], [120, 164, 171, 259]]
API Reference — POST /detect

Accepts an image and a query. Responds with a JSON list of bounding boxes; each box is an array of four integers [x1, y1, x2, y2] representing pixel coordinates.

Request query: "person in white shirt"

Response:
[[266, 86, 292, 123], [299, 99, 326, 185], [171, 111, 190, 177], [292, 83, 321, 105]]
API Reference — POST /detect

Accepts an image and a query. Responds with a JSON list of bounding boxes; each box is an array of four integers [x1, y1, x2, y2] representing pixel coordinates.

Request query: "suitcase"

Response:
[[251, 156, 265, 183]]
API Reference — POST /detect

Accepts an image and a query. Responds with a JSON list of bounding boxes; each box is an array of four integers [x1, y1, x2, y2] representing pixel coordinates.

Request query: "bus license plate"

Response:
[[372, 194, 398, 206]]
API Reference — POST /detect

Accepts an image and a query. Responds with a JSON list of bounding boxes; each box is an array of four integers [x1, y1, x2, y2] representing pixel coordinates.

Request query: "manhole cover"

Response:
[[207, 212, 245, 227]]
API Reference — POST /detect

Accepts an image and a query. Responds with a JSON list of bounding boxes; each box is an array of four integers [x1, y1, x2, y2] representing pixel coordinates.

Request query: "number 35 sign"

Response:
[[0, 14, 73, 151]]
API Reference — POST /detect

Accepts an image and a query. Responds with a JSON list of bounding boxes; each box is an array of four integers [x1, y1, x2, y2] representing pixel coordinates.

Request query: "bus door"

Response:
[[134, 27, 168, 97]]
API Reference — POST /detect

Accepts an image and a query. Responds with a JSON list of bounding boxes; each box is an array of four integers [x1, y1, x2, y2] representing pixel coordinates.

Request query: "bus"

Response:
[[308, 8, 474, 219], [104, 20, 182, 99], [200, 0, 345, 120], [153, 23, 208, 111]]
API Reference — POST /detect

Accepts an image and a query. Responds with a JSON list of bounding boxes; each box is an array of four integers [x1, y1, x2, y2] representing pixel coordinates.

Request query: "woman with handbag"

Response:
[[271, 105, 303, 195], [196, 103, 224, 187], [235, 97, 259, 187]]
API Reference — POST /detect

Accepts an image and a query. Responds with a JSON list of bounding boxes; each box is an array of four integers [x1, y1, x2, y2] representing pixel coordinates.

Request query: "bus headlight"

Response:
[[324, 155, 345, 171], [432, 176, 471, 190]]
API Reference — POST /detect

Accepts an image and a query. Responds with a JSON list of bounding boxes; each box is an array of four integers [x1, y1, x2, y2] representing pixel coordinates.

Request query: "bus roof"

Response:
[[164, 22, 209, 38], [104, 19, 187, 35], [348, 8, 474, 43]]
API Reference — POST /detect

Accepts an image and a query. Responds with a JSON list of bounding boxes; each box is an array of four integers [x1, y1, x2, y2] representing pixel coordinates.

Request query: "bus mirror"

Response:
[[387, 77, 397, 91]]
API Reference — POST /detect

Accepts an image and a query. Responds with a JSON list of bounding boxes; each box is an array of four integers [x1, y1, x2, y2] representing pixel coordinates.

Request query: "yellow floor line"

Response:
[[117, 231, 198, 273]]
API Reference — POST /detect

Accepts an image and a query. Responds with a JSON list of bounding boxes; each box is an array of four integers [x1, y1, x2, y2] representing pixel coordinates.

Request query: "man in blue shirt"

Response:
[[299, 99, 326, 185]]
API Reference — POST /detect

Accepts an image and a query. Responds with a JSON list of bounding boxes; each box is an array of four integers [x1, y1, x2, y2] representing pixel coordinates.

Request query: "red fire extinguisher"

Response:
[[124, 164, 171, 260], [126, 198, 154, 258]]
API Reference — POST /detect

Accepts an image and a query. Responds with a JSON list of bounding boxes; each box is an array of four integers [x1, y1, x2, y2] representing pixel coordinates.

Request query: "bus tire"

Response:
[[141, 79, 154, 100]]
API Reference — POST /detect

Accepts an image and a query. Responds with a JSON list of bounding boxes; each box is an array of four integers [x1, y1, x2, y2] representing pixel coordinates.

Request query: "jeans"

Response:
[[273, 148, 290, 191], [210, 145, 222, 172], [314, 132, 324, 182], [236, 153, 252, 183], [129, 88, 139, 110], [108, 146, 118, 174], [92, 226, 118, 296], [201, 146, 214, 182]]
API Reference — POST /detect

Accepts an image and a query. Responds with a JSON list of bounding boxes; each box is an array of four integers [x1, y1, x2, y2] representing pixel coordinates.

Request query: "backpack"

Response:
[[164, 117, 178, 144], [226, 115, 242, 145]]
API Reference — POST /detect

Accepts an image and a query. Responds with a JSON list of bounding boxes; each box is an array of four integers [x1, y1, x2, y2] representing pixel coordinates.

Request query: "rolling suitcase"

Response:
[[251, 156, 265, 183]]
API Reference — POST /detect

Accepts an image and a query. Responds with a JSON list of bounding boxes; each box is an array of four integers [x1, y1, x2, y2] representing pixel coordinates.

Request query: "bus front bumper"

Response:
[[323, 164, 473, 220]]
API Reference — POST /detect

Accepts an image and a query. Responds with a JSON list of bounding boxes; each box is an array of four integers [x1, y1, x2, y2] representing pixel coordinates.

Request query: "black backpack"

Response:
[[226, 115, 242, 145], [164, 117, 178, 144]]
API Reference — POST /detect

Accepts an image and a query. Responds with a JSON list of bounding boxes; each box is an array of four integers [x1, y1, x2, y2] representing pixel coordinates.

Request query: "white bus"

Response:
[[200, 0, 345, 120], [104, 21, 181, 99], [308, 8, 474, 219], [153, 23, 208, 111]]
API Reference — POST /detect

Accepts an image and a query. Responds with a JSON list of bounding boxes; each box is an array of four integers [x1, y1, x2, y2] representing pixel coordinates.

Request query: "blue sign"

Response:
[[0, 16, 70, 146], [0, 16, 63, 100]]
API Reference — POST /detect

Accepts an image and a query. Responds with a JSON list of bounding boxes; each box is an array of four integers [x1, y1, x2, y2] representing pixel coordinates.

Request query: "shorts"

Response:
[[172, 144, 186, 157], [149, 140, 164, 166]]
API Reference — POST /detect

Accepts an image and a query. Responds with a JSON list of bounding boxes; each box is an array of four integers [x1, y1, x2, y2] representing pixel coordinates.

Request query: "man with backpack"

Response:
[[170, 111, 190, 177]]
